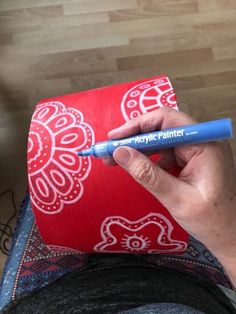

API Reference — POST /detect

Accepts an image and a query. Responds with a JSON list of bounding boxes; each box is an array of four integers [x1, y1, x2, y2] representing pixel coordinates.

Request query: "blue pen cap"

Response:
[[225, 118, 233, 137], [191, 118, 233, 144], [221, 118, 233, 137]]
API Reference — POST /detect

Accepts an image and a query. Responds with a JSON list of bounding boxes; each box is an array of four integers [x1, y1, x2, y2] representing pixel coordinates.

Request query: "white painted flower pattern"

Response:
[[121, 77, 178, 121], [28, 101, 95, 214], [94, 213, 187, 253]]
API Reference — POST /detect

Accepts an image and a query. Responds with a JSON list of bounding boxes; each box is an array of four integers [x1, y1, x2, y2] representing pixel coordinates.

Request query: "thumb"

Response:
[[113, 146, 190, 211]]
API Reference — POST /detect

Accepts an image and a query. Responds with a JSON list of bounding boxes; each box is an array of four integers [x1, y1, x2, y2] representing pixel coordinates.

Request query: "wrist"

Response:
[[217, 256, 236, 290], [208, 241, 236, 289], [195, 217, 236, 288]]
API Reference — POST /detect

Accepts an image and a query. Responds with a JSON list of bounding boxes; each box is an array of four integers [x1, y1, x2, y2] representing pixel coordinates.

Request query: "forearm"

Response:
[[213, 250, 236, 290], [196, 214, 236, 289], [207, 229, 236, 289], [221, 260, 236, 290]]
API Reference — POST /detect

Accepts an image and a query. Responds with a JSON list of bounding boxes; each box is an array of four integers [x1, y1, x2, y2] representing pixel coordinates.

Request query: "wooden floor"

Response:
[[0, 0, 236, 276]]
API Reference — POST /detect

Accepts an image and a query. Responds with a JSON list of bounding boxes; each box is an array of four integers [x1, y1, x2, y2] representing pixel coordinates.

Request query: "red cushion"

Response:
[[27, 75, 188, 254]]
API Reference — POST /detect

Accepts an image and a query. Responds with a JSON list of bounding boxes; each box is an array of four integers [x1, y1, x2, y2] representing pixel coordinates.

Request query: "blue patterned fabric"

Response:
[[0, 194, 88, 311], [0, 195, 34, 309], [0, 193, 233, 311]]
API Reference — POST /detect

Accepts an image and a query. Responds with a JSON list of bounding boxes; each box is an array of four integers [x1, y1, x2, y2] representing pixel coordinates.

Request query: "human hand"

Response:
[[105, 108, 236, 286]]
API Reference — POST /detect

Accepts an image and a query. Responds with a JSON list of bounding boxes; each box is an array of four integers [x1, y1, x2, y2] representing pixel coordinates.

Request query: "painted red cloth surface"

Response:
[[27, 76, 189, 254]]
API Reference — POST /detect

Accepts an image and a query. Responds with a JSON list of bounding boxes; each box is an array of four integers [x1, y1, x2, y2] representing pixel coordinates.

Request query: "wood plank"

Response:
[[0, 0, 84, 12], [117, 48, 214, 70], [213, 43, 236, 61], [0, 12, 109, 35], [63, 0, 138, 15], [110, 0, 198, 21], [8, 34, 129, 56], [0, 4, 63, 17]]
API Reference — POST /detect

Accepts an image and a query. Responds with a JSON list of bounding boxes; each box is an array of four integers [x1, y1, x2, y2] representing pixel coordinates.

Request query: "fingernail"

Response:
[[113, 147, 131, 166], [108, 127, 121, 136]]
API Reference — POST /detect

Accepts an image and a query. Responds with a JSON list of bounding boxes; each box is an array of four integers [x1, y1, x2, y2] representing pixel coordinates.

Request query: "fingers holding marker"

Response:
[[105, 108, 195, 169], [113, 146, 191, 212], [103, 148, 177, 170], [108, 107, 197, 140]]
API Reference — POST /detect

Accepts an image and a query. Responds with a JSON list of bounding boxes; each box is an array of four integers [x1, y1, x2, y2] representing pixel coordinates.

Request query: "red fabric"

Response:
[[27, 75, 188, 254]]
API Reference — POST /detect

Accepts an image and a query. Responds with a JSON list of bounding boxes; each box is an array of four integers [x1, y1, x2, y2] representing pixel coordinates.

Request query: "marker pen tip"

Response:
[[77, 148, 92, 157]]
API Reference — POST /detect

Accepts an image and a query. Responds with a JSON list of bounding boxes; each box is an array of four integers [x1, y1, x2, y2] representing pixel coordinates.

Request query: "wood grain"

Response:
[[0, 0, 236, 276]]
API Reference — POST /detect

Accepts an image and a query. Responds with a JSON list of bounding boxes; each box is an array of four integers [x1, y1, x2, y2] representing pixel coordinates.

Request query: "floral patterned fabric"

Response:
[[0, 193, 233, 311]]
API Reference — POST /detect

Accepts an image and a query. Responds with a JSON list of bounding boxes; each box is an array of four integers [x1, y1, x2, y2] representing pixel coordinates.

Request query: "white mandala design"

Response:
[[121, 77, 178, 121], [28, 101, 95, 214]]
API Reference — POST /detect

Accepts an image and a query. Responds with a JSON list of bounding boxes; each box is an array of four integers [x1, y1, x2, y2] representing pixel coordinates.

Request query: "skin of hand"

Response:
[[104, 107, 236, 288]]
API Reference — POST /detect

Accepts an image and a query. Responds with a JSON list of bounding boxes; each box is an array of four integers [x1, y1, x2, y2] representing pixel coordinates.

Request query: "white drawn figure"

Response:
[[121, 77, 178, 121], [28, 101, 95, 214], [94, 213, 188, 253], [121, 234, 151, 252]]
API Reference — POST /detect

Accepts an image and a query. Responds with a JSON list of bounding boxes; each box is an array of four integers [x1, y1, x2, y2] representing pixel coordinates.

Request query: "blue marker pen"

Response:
[[77, 118, 233, 158]]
